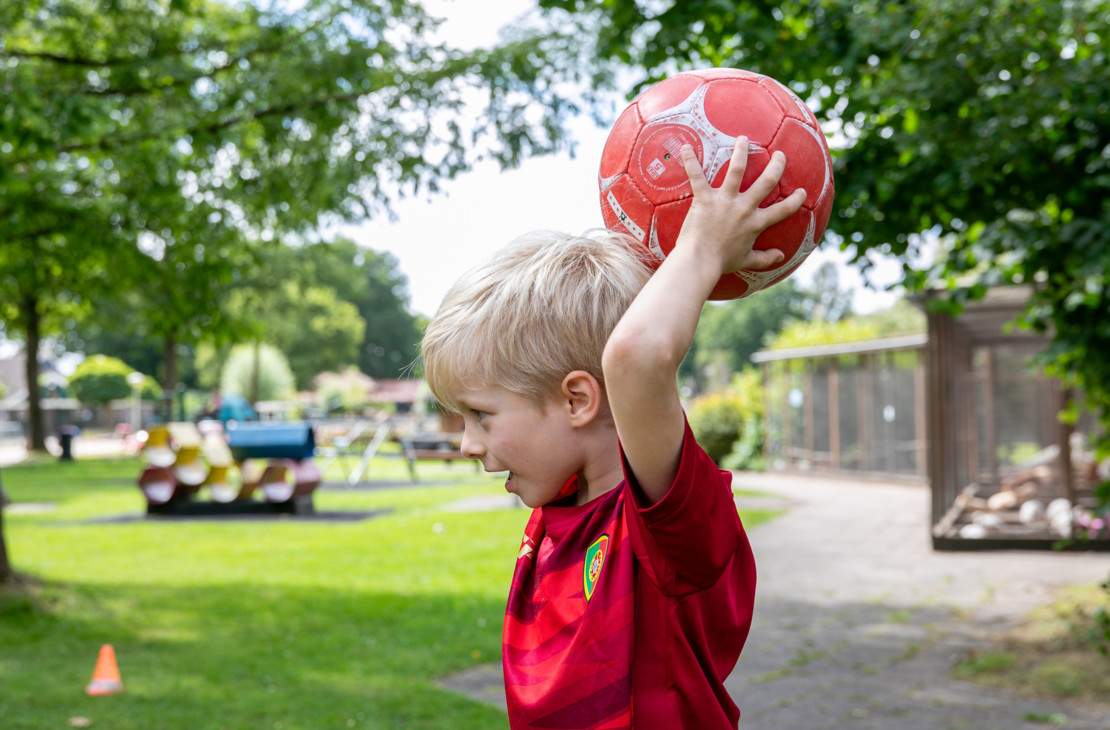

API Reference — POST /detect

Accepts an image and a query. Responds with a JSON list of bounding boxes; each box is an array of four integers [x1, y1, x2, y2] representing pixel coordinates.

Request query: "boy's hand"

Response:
[[603, 138, 807, 505], [677, 137, 807, 276]]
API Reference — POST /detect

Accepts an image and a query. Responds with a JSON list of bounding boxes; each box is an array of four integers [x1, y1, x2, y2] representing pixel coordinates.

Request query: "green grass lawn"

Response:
[[0, 450, 781, 730]]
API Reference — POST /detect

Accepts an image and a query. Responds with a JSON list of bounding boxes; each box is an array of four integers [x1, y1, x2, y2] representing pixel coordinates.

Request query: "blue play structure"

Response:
[[226, 421, 315, 460]]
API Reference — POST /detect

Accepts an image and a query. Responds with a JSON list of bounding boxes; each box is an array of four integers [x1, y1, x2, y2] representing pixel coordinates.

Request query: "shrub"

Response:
[[688, 391, 746, 463], [67, 355, 132, 406], [722, 415, 765, 472], [688, 368, 765, 467]]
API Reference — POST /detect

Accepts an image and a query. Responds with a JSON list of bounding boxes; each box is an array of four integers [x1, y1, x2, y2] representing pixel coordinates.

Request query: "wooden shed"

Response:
[[925, 287, 1108, 550]]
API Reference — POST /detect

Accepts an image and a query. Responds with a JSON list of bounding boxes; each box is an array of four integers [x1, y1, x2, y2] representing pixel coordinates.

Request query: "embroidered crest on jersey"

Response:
[[583, 534, 610, 602]]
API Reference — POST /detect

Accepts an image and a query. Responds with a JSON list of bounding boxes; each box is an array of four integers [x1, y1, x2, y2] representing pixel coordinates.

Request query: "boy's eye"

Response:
[[472, 410, 488, 422]]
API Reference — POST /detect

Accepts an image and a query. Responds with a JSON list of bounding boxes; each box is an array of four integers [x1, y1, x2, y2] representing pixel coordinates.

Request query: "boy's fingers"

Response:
[[680, 145, 708, 193], [762, 187, 808, 226], [722, 137, 750, 190], [741, 247, 786, 271], [747, 150, 788, 202]]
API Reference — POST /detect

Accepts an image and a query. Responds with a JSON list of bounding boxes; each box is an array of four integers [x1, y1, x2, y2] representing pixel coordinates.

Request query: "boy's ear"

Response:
[[560, 370, 603, 427]]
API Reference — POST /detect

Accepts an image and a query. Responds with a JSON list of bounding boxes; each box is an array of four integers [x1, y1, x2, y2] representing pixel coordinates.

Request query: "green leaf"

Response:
[[902, 106, 919, 134]]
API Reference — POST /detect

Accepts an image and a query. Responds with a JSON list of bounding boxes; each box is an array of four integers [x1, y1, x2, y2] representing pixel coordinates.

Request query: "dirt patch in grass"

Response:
[[953, 583, 1110, 709]]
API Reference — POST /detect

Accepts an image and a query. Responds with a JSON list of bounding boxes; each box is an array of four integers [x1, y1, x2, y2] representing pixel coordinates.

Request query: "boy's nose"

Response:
[[460, 429, 484, 459]]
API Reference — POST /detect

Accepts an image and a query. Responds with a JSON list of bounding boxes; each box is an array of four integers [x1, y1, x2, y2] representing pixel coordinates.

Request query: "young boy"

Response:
[[422, 140, 806, 729]]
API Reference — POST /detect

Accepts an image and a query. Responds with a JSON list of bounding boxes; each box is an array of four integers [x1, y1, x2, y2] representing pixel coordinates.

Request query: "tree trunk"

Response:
[[250, 341, 261, 405], [22, 294, 47, 452], [0, 510, 12, 585], [0, 470, 13, 584], [161, 335, 178, 421]]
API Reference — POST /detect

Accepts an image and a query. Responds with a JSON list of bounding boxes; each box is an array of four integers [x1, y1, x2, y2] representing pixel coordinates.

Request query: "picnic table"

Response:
[[395, 432, 476, 481]]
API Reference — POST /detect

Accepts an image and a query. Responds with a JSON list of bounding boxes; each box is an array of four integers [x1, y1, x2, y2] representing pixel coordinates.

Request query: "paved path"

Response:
[[0, 440, 27, 468], [0, 435, 131, 467], [727, 473, 1108, 730], [441, 472, 1110, 729]]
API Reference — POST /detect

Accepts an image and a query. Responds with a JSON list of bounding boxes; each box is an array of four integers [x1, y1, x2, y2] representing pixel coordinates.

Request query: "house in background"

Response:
[[0, 355, 81, 439]]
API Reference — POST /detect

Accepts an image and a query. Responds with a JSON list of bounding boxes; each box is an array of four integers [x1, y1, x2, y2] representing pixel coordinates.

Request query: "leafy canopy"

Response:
[[1, 0, 599, 448], [540, 0, 1110, 448]]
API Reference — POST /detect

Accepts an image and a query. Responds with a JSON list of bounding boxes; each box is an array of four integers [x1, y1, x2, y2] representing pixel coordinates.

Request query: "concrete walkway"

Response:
[[0, 435, 132, 467], [0, 440, 27, 468], [727, 473, 1108, 730], [441, 472, 1110, 729]]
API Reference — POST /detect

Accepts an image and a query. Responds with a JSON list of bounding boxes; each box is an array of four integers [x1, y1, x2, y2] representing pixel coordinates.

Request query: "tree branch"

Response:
[[1, 14, 330, 72], [53, 89, 369, 155], [1, 49, 138, 67]]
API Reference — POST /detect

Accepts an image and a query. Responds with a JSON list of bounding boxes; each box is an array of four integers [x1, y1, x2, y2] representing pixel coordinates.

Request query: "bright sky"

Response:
[[341, 0, 904, 318]]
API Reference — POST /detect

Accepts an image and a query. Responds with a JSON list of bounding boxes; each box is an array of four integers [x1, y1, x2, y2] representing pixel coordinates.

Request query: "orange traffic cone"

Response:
[[85, 644, 123, 696]]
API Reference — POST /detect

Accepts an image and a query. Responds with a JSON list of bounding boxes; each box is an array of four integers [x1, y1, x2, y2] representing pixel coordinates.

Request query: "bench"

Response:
[[398, 433, 476, 481]]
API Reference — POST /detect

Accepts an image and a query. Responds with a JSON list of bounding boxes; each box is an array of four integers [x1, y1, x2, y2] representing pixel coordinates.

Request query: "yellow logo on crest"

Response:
[[583, 535, 610, 603]]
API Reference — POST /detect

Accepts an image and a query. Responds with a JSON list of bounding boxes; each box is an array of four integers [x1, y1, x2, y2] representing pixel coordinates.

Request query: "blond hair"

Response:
[[422, 229, 654, 412]]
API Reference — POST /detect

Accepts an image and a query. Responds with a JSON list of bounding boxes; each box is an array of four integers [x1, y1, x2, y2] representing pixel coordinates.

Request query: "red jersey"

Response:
[[503, 420, 757, 729]]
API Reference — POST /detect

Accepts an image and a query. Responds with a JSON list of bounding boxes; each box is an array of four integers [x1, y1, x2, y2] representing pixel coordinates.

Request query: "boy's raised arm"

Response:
[[601, 139, 806, 505]]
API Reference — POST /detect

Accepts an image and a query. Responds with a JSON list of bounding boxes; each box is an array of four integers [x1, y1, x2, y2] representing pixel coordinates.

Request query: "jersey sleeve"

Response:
[[621, 417, 745, 596]]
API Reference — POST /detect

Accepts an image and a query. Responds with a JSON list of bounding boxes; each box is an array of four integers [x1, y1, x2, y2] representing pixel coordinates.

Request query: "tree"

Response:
[[262, 282, 366, 390], [62, 288, 203, 390], [0, 473, 12, 584], [0, 247, 102, 451], [856, 299, 927, 338], [220, 343, 295, 403], [803, 261, 854, 323], [686, 279, 811, 392], [259, 238, 421, 380], [542, 0, 1110, 465], [1, 0, 597, 452], [766, 299, 925, 350]]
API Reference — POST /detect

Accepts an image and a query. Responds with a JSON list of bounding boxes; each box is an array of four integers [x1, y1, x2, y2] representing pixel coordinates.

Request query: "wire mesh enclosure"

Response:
[[754, 334, 929, 482], [926, 287, 1108, 550], [753, 286, 1107, 550]]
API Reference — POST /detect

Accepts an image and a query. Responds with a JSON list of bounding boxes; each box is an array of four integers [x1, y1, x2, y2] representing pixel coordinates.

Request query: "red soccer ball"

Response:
[[598, 68, 834, 299]]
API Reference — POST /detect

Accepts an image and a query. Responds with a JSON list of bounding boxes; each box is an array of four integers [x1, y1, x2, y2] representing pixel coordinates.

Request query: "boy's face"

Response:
[[451, 383, 580, 508]]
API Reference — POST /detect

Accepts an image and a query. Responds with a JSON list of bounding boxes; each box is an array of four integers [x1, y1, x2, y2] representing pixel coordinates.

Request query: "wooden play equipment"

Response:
[[136, 421, 321, 516]]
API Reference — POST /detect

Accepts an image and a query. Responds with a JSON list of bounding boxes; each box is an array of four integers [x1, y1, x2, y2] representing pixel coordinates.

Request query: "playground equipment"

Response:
[[313, 416, 473, 483], [137, 421, 320, 515], [314, 417, 393, 486]]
